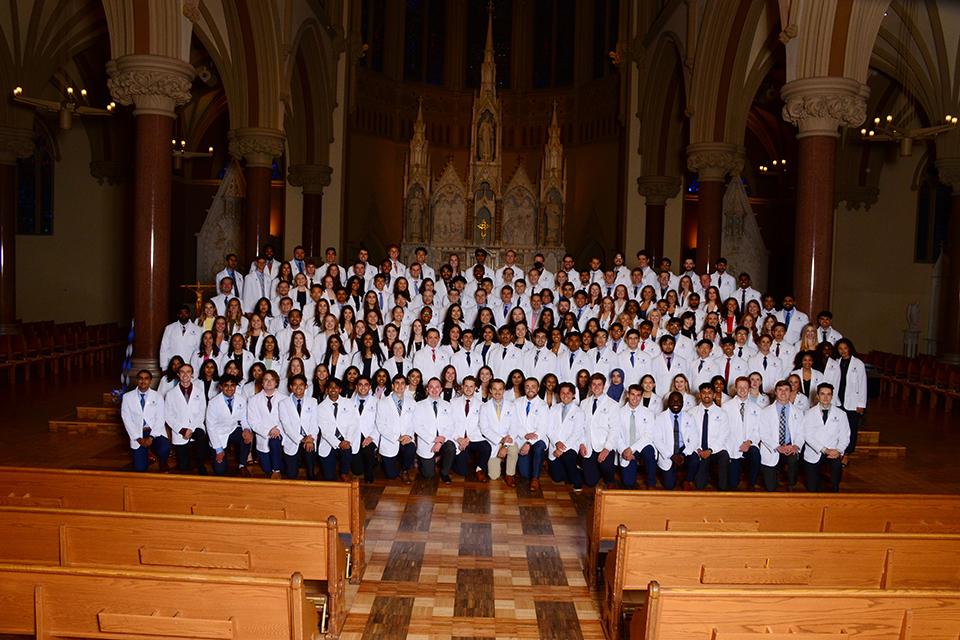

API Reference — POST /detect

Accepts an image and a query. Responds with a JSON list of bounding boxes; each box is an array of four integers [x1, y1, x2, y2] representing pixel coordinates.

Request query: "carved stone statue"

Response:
[[478, 112, 495, 161], [433, 190, 464, 242], [544, 201, 560, 245], [408, 194, 425, 241]]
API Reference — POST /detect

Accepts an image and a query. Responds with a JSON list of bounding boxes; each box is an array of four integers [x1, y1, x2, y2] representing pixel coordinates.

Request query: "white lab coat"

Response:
[[247, 391, 284, 453], [686, 403, 732, 453], [757, 401, 806, 467], [375, 393, 416, 457], [163, 383, 206, 446], [205, 392, 249, 451], [617, 403, 656, 466], [724, 397, 762, 460], [652, 409, 697, 469], [120, 388, 165, 450], [159, 321, 203, 369], [801, 405, 850, 463], [278, 394, 319, 456], [581, 394, 620, 453], [514, 396, 549, 445], [317, 397, 361, 455], [546, 402, 585, 461], [479, 399, 521, 449], [413, 397, 458, 457]]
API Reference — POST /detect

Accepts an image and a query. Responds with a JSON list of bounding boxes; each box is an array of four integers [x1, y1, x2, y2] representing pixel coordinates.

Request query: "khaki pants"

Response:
[[487, 443, 519, 480]]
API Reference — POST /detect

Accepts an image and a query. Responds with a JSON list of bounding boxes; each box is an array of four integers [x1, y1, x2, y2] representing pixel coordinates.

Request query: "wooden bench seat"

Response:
[[0, 563, 319, 640], [0, 465, 366, 582], [604, 528, 960, 639], [636, 582, 960, 640], [0, 505, 347, 637], [585, 487, 960, 589]]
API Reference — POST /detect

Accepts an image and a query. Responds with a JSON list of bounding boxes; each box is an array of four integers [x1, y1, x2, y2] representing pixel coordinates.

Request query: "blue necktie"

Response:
[[630, 352, 635, 367], [701, 410, 709, 450], [140, 393, 145, 409], [526, 401, 531, 415], [592, 398, 597, 414], [226, 397, 233, 413]]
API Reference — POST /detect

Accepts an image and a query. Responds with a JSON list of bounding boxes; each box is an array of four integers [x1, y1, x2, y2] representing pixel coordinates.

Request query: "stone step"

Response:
[[859, 431, 880, 445], [76, 403, 120, 421], [49, 415, 124, 435], [850, 444, 907, 458]]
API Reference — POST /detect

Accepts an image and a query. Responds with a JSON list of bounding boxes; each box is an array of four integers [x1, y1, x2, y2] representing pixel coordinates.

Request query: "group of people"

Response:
[[130, 243, 866, 492]]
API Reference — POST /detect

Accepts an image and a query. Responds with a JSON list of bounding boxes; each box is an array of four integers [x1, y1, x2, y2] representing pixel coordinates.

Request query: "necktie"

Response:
[[738, 347, 743, 358], [534, 350, 540, 366], [569, 353, 575, 366], [502, 349, 507, 360], [379, 292, 384, 308], [699, 360, 705, 373], [822, 409, 829, 424], [725, 358, 731, 381], [495, 402, 501, 419], [432, 349, 437, 362], [397, 399, 403, 415], [673, 413, 681, 455], [634, 286, 639, 297], [641, 342, 645, 351], [181, 325, 185, 336], [465, 399, 470, 416], [296, 399, 302, 416], [562, 404, 569, 420], [413, 281, 419, 295], [226, 397, 233, 413], [607, 287, 612, 296], [630, 352, 635, 367], [779, 406, 787, 445], [666, 355, 672, 370], [504, 305, 510, 318], [577, 308, 582, 320], [740, 401, 745, 420], [629, 410, 636, 445], [592, 398, 598, 415], [297, 260, 304, 273], [822, 330, 828, 342], [526, 400, 531, 415], [267, 395, 273, 411], [701, 410, 709, 450], [359, 399, 365, 415], [596, 351, 601, 363], [716, 275, 722, 289], [741, 290, 746, 308], [140, 393, 145, 409], [333, 402, 339, 419], [776, 343, 780, 357], [283, 316, 289, 329], [785, 310, 792, 327], [467, 353, 472, 367], [763, 356, 768, 370], [433, 400, 438, 417]]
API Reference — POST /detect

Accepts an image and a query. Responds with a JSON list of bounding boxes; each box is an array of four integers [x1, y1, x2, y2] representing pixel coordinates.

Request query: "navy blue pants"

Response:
[[517, 441, 547, 479], [620, 444, 657, 488], [320, 447, 354, 481], [258, 437, 284, 474], [453, 440, 492, 476], [284, 442, 318, 480], [131, 435, 170, 472], [548, 450, 582, 489], [382, 442, 417, 479], [580, 449, 616, 487], [212, 428, 251, 476], [728, 445, 761, 488]]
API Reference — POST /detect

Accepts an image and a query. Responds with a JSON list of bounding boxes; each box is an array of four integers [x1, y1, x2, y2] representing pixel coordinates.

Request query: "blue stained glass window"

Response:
[[533, 0, 575, 89], [425, 0, 446, 85], [404, 0, 446, 85], [16, 136, 53, 236], [593, 0, 620, 80], [404, 0, 425, 81], [466, 0, 512, 89], [361, 0, 386, 72], [687, 179, 699, 194], [555, 0, 576, 86]]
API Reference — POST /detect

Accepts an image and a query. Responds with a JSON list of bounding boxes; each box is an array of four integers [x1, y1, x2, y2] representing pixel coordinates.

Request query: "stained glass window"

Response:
[[404, 0, 446, 84], [466, 0, 512, 89], [593, 0, 620, 80], [361, 0, 386, 72], [16, 136, 53, 235], [533, 0, 575, 89]]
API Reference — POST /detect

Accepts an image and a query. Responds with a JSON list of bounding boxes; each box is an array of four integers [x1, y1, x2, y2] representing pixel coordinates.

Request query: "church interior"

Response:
[[3, 0, 960, 638]]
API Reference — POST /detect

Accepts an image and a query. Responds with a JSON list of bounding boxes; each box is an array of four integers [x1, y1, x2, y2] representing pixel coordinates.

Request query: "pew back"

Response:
[[0, 563, 319, 640]]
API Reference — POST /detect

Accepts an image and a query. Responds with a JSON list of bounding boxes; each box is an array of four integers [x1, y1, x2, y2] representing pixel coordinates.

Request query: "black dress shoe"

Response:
[[441, 475, 452, 484]]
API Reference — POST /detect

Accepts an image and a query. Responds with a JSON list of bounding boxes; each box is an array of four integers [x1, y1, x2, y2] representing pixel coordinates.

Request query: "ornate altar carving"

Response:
[[721, 177, 769, 293], [196, 161, 245, 284]]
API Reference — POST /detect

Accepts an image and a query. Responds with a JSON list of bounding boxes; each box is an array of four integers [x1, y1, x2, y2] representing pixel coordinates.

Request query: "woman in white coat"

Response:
[[246, 370, 286, 477], [828, 339, 867, 465]]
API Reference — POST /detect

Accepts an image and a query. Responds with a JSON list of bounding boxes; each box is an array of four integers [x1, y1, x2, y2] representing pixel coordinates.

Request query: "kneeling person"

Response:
[[802, 383, 849, 493], [414, 378, 457, 482], [278, 375, 319, 480], [515, 377, 549, 490], [121, 370, 170, 472], [618, 384, 657, 489]]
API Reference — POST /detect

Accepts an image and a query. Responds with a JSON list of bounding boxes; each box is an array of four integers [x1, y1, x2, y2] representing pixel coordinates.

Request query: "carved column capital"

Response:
[[106, 54, 196, 118], [636, 176, 682, 205], [686, 142, 746, 182], [228, 128, 286, 169], [936, 158, 960, 190], [781, 77, 868, 139], [834, 185, 879, 211], [288, 164, 333, 195], [0, 127, 35, 165]]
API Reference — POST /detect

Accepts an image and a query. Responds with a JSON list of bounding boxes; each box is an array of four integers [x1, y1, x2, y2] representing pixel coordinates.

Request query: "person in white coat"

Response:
[[205, 375, 252, 477], [413, 378, 458, 482], [546, 382, 585, 491], [652, 392, 697, 490], [650, 335, 688, 398], [489, 326, 524, 380], [215, 254, 245, 301], [350, 376, 380, 483], [802, 383, 850, 493], [278, 375, 319, 480], [690, 339, 721, 389], [830, 339, 868, 463], [580, 373, 620, 489], [686, 383, 732, 490], [618, 385, 657, 489], [816, 311, 843, 345], [514, 378, 549, 489], [776, 295, 809, 344], [718, 337, 751, 393], [557, 333, 593, 385], [159, 305, 203, 372], [724, 376, 762, 490], [121, 370, 169, 472], [758, 380, 806, 491], [748, 335, 783, 393], [210, 277, 240, 317], [448, 376, 492, 481], [163, 363, 209, 474], [376, 374, 418, 484], [244, 256, 276, 313], [479, 379, 521, 485], [246, 371, 285, 478], [525, 329, 559, 383], [617, 330, 654, 388], [450, 330, 482, 383], [412, 329, 450, 383], [317, 378, 360, 481]]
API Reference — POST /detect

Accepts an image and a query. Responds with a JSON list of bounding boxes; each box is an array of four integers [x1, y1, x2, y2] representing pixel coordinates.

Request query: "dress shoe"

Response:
[[475, 470, 489, 483], [364, 474, 374, 484], [746, 483, 756, 492], [158, 462, 170, 473], [441, 474, 452, 484], [197, 465, 208, 476], [682, 481, 694, 491], [340, 473, 350, 483], [530, 478, 540, 491], [270, 471, 281, 480], [573, 485, 583, 493], [239, 466, 252, 478], [504, 475, 516, 487], [606, 482, 616, 490], [400, 471, 412, 485]]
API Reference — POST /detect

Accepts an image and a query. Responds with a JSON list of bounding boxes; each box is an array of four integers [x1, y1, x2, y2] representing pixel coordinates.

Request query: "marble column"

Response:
[[0, 128, 36, 335], [936, 158, 960, 365], [636, 176, 682, 264], [107, 54, 195, 378], [288, 164, 333, 258], [229, 128, 285, 264], [686, 142, 745, 274], [781, 77, 866, 315]]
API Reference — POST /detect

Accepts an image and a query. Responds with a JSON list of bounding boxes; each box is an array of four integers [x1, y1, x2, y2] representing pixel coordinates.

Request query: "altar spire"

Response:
[[481, 1, 497, 96]]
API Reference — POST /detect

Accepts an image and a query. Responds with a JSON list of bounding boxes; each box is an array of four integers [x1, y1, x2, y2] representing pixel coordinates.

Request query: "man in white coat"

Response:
[[718, 337, 750, 394], [448, 376, 492, 482], [724, 376, 762, 490], [278, 374, 320, 480], [317, 378, 360, 482], [210, 277, 240, 317], [479, 379, 520, 485], [376, 375, 418, 484], [525, 329, 559, 382], [451, 330, 482, 383], [246, 371, 285, 478], [163, 363, 208, 474], [802, 383, 850, 493], [652, 392, 698, 490], [758, 380, 806, 491], [650, 335, 688, 397], [414, 378, 458, 482], [244, 256, 276, 313], [489, 326, 524, 380], [618, 330, 654, 388], [580, 373, 620, 489], [159, 305, 203, 370], [514, 378, 549, 489], [546, 382, 585, 491], [557, 333, 593, 385], [121, 370, 169, 472], [748, 335, 783, 393], [215, 254, 245, 301], [412, 329, 449, 383], [618, 384, 657, 489], [776, 295, 810, 344], [686, 383, 732, 490], [350, 376, 380, 484], [205, 375, 252, 477]]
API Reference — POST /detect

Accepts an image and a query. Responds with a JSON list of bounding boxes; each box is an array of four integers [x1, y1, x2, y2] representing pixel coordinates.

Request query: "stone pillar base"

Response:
[[130, 357, 162, 389]]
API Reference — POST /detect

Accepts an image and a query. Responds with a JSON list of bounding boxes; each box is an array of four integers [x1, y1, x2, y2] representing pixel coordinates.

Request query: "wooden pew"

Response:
[[0, 505, 347, 637], [636, 582, 960, 640], [0, 465, 366, 582], [604, 527, 960, 640], [0, 563, 319, 640], [585, 486, 960, 589]]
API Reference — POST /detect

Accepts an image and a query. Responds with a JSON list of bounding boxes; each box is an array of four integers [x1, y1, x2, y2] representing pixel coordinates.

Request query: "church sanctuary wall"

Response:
[[832, 152, 932, 354], [565, 139, 621, 262], [16, 121, 128, 325]]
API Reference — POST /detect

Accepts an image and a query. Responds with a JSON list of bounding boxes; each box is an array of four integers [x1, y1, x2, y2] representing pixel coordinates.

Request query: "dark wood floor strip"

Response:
[[462, 487, 492, 514], [526, 545, 568, 586], [459, 522, 493, 557], [380, 540, 426, 582], [360, 595, 415, 640], [519, 505, 555, 535], [535, 600, 585, 640], [454, 568, 496, 618]]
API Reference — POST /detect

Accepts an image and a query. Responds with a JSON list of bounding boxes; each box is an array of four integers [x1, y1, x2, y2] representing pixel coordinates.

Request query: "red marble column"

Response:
[[696, 180, 723, 274], [289, 164, 333, 259], [302, 192, 323, 257], [0, 162, 16, 334], [793, 135, 836, 316], [131, 114, 174, 368], [636, 176, 681, 265], [245, 166, 273, 263]]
